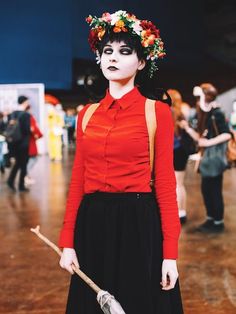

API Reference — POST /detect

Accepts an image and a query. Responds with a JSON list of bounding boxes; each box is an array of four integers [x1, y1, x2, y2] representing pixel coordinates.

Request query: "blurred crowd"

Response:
[[0, 96, 84, 190]]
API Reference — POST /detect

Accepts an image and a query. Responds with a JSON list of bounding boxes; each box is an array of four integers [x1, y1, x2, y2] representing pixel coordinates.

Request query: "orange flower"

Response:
[[113, 26, 122, 33], [147, 34, 155, 45], [122, 27, 128, 32]]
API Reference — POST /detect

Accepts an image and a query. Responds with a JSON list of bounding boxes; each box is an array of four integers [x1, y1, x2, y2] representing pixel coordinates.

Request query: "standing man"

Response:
[[7, 96, 31, 191]]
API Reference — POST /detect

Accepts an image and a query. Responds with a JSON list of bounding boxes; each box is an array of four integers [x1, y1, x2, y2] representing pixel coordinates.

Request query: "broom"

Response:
[[30, 225, 126, 314]]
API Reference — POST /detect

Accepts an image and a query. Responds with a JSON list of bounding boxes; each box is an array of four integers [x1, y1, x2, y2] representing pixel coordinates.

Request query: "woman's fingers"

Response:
[[161, 268, 167, 288], [67, 264, 75, 275], [162, 272, 178, 290], [59, 248, 79, 274]]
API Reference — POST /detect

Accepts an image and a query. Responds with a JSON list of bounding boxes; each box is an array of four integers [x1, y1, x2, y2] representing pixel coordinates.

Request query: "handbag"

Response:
[[199, 115, 228, 177]]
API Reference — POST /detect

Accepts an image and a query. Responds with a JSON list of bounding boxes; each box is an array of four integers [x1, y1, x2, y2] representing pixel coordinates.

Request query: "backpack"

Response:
[[227, 130, 236, 164], [4, 111, 23, 144]]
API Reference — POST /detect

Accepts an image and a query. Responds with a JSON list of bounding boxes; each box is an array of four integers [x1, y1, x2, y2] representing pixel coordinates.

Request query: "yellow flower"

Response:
[[97, 27, 105, 39], [141, 39, 149, 47], [115, 20, 125, 28]]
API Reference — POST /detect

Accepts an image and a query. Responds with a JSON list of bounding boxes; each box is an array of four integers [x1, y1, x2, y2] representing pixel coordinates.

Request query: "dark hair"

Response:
[[18, 95, 28, 105]]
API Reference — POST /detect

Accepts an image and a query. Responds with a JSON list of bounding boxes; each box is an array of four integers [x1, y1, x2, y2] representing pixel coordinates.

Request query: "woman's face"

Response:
[[100, 40, 145, 82]]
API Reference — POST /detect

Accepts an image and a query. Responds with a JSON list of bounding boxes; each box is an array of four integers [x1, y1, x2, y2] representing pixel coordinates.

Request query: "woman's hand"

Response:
[[161, 259, 179, 290], [59, 248, 80, 274]]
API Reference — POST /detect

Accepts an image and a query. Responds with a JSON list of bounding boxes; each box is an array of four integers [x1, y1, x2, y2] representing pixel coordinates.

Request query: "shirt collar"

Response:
[[100, 86, 143, 111]]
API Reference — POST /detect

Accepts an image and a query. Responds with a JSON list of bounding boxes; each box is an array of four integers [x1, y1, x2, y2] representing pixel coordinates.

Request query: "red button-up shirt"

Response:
[[59, 87, 181, 259]]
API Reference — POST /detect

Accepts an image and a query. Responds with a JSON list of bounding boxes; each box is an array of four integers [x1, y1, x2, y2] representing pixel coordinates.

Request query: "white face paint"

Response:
[[193, 86, 204, 97], [193, 86, 212, 112], [100, 41, 145, 82]]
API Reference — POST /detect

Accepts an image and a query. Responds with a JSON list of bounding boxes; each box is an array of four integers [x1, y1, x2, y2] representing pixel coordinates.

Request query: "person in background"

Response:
[[168, 89, 191, 224], [230, 100, 236, 131], [0, 112, 7, 174], [47, 105, 64, 161], [25, 105, 43, 185], [179, 83, 231, 233], [7, 96, 31, 191], [64, 109, 76, 145]]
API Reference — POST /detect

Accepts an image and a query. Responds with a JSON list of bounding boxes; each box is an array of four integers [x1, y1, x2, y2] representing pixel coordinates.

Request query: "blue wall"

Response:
[[0, 0, 72, 89], [0, 0, 205, 89]]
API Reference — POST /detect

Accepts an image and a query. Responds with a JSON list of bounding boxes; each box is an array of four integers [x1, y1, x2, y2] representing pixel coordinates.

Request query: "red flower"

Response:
[[140, 20, 160, 38], [86, 15, 93, 24], [158, 52, 166, 58], [88, 29, 99, 51]]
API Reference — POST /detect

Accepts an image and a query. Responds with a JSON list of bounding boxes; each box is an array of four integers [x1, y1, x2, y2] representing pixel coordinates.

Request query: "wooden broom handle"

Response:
[[30, 225, 101, 294]]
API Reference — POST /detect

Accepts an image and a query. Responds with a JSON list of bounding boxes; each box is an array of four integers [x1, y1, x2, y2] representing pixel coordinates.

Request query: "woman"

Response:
[[180, 83, 231, 233], [0, 112, 7, 173], [47, 105, 64, 161], [59, 11, 183, 313], [25, 108, 43, 185], [168, 89, 191, 224]]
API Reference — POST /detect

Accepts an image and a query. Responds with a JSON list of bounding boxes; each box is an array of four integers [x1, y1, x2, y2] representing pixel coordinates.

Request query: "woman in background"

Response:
[[180, 83, 231, 232], [168, 89, 191, 223]]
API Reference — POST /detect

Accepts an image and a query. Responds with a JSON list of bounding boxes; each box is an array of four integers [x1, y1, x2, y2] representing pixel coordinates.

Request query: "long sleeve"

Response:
[[154, 101, 181, 259], [59, 106, 89, 247]]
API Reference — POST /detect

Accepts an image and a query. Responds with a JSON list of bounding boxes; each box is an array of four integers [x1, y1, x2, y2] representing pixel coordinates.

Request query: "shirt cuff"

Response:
[[163, 239, 179, 259], [58, 228, 74, 248]]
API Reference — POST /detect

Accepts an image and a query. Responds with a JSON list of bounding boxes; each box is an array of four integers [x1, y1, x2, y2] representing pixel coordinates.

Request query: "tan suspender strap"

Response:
[[145, 98, 157, 174], [82, 103, 100, 133]]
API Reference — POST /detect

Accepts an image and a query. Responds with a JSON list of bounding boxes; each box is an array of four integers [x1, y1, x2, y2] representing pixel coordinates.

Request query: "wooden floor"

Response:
[[0, 148, 236, 314]]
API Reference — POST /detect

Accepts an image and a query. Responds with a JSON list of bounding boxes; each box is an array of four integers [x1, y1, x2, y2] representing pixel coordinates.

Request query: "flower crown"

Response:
[[86, 10, 166, 77]]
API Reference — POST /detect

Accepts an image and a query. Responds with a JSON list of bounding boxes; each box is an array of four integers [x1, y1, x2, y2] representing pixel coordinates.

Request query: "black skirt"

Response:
[[66, 192, 183, 314], [174, 146, 189, 171]]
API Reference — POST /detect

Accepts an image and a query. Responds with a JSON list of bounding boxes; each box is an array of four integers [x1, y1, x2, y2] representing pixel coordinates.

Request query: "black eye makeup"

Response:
[[103, 47, 113, 54], [103, 44, 133, 55], [120, 47, 133, 55]]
